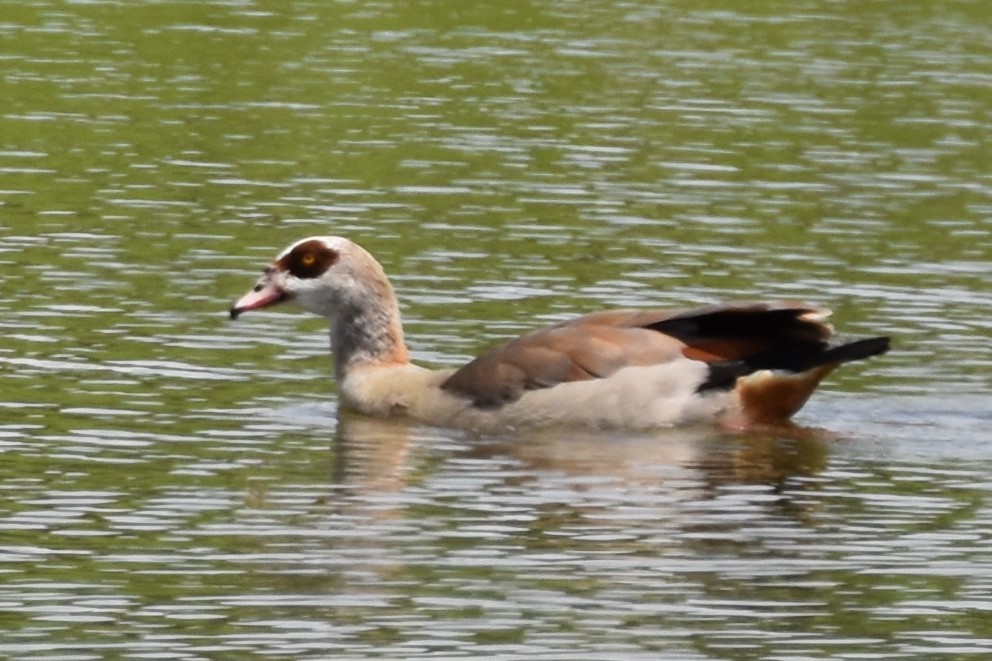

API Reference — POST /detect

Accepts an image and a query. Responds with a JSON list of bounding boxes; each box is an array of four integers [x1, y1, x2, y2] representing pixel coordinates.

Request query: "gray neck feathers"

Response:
[[326, 280, 406, 380]]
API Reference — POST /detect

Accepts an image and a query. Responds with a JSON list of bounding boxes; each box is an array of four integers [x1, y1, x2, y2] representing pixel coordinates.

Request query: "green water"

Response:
[[1, 0, 991, 658]]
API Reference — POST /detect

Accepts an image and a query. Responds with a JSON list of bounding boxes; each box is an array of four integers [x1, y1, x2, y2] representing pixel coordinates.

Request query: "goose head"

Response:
[[229, 236, 388, 321], [229, 236, 409, 373]]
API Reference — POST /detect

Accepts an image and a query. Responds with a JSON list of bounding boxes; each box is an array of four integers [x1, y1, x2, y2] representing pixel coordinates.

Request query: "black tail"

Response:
[[698, 336, 891, 392]]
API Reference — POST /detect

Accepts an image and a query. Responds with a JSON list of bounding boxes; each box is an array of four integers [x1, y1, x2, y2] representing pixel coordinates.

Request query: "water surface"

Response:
[[1, 0, 991, 658]]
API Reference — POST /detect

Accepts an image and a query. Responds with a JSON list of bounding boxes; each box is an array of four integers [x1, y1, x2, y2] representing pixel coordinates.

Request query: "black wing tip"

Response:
[[828, 336, 891, 363], [697, 335, 892, 393]]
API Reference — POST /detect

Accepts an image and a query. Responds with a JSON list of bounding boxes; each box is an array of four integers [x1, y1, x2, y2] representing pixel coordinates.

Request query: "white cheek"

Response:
[[289, 278, 317, 300], [289, 277, 336, 316]]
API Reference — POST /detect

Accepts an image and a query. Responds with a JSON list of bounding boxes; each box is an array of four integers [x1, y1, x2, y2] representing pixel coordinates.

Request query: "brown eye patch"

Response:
[[276, 239, 339, 279]]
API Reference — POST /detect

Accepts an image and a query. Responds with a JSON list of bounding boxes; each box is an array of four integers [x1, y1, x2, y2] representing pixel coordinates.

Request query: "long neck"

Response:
[[327, 286, 409, 381]]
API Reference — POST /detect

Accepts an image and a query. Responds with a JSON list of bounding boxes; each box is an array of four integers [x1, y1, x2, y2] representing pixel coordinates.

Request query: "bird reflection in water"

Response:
[[330, 411, 830, 502]]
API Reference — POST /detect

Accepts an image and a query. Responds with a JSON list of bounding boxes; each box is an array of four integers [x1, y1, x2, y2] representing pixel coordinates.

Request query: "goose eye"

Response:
[[277, 239, 340, 279]]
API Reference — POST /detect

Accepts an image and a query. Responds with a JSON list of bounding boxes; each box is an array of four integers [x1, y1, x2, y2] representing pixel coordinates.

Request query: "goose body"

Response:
[[230, 236, 890, 430]]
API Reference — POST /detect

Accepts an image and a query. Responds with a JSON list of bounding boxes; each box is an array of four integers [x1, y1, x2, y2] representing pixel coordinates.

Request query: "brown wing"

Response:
[[441, 302, 834, 408]]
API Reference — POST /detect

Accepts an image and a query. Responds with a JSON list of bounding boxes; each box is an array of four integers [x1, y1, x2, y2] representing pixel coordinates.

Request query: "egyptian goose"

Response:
[[230, 236, 890, 430]]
